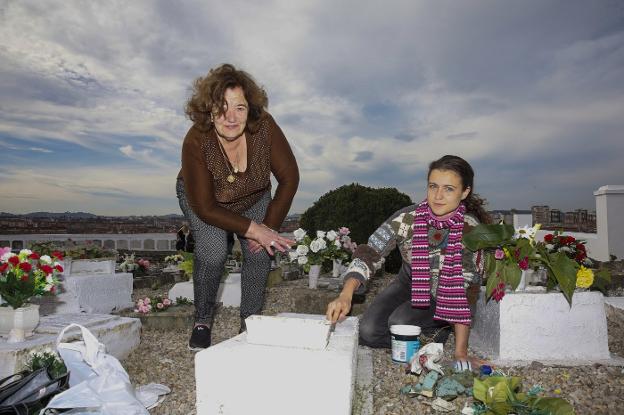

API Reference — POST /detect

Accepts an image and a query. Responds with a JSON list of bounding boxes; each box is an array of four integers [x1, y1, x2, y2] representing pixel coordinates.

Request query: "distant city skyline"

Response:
[[1, 1, 623, 216]]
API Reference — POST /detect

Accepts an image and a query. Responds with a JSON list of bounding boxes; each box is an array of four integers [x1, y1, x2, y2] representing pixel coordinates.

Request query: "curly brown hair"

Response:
[[428, 155, 492, 224], [184, 63, 268, 133]]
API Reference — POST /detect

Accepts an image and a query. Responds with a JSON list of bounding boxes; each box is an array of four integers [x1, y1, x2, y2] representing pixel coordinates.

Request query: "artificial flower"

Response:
[[326, 230, 338, 241], [576, 266, 594, 288], [293, 228, 307, 241]]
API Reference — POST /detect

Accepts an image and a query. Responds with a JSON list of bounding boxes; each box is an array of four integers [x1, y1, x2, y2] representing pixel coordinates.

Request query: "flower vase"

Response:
[[308, 264, 321, 289], [332, 259, 342, 278], [0, 304, 40, 343], [515, 270, 528, 292]]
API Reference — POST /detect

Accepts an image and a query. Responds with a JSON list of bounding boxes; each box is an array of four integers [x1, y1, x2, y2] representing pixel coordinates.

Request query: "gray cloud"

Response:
[[0, 0, 623, 215]]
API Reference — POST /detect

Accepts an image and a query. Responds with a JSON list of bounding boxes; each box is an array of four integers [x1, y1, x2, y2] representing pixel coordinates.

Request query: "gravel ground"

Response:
[[123, 273, 624, 415]]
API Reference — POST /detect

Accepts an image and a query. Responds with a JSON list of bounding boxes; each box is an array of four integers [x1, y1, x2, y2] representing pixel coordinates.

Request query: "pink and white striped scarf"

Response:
[[411, 200, 471, 325]]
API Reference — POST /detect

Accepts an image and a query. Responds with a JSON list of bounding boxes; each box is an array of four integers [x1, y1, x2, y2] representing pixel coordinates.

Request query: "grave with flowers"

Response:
[[0, 247, 140, 378], [464, 224, 620, 365]]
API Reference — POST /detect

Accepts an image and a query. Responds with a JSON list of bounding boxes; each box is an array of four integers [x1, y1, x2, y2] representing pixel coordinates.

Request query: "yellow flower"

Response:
[[576, 266, 594, 288]]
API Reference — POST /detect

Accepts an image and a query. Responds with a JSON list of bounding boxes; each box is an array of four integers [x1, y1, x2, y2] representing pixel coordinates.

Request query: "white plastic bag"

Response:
[[42, 323, 168, 415], [409, 342, 445, 375]]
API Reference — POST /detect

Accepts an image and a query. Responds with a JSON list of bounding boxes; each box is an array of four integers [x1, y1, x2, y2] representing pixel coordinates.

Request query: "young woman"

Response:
[[326, 155, 489, 369]]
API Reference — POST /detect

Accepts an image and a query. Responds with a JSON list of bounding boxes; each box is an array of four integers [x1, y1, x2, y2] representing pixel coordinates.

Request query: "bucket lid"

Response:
[[390, 324, 421, 336]]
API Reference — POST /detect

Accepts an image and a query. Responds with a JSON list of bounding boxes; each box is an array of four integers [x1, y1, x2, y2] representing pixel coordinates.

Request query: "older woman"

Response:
[[326, 155, 489, 369], [177, 64, 299, 350]]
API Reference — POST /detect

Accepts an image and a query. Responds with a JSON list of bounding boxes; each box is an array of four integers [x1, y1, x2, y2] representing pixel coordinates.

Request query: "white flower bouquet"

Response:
[[288, 227, 357, 273]]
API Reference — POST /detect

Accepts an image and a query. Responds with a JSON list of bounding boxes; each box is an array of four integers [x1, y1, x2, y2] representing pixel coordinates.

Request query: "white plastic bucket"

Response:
[[390, 325, 421, 363]]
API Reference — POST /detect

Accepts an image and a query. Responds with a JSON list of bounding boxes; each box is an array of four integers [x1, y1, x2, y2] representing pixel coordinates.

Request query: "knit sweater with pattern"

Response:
[[179, 113, 299, 235], [344, 204, 483, 302]]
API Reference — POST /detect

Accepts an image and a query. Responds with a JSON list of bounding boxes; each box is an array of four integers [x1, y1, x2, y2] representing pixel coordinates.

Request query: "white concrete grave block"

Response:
[[245, 315, 331, 350], [470, 288, 612, 364], [195, 313, 359, 415], [0, 313, 141, 378], [168, 273, 241, 306], [36, 273, 133, 315], [65, 258, 116, 275]]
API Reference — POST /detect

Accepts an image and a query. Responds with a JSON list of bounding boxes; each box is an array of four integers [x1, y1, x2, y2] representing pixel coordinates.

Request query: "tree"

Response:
[[300, 183, 413, 272]]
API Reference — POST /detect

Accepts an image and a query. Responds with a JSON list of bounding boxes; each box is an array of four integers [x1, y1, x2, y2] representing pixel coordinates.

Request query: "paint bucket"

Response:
[[390, 325, 421, 363]]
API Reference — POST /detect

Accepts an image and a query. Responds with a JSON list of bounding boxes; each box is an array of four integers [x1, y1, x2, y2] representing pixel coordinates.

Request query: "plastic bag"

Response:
[[41, 324, 169, 415], [409, 342, 444, 375], [0, 368, 69, 414]]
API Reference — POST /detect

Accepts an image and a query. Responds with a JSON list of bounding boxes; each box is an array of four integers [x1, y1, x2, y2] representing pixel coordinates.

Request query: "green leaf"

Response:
[[473, 378, 487, 402], [531, 397, 576, 415], [592, 268, 612, 293], [503, 263, 522, 290], [463, 224, 515, 251], [549, 252, 578, 306], [485, 269, 499, 300]]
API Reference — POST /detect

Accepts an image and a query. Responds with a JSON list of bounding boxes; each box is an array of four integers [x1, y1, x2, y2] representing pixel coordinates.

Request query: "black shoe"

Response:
[[188, 324, 211, 351]]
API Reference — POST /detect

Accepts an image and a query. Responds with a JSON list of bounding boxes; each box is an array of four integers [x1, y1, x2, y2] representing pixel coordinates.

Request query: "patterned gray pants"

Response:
[[176, 178, 271, 325]]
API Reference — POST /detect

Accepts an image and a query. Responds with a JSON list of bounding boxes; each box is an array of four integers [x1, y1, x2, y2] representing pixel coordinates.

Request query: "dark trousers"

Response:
[[176, 178, 271, 325], [358, 262, 451, 348]]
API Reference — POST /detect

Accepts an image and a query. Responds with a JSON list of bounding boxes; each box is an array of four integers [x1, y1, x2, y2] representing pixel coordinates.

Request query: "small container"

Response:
[[390, 324, 421, 363]]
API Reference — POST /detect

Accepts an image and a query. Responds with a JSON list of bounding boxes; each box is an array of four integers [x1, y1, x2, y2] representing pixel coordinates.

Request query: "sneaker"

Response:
[[188, 324, 211, 351]]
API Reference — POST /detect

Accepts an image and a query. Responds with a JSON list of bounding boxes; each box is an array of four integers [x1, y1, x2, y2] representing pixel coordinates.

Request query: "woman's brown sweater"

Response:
[[179, 113, 299, 235]]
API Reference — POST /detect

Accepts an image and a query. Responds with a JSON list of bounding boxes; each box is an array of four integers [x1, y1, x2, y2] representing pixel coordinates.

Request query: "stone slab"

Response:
[[245, 315, 331, 350], [0, 313, 141, 378], [605, 297, 624, 311], [120, 305, 194, 330], [34, 272, 133, 315], [169, 273, 242, 307], [470, 288, 617, 365], [353, 347, 374, 415], [195, 313, 359, 415]]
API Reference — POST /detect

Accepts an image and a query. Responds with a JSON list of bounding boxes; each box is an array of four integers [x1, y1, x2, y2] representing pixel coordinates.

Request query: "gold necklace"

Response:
[[216, 137, 237, 183]]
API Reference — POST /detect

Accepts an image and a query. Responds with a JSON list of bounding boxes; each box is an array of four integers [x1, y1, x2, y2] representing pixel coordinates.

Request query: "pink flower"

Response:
[[157, 303, 164, 309], [494, 249, 505, 260], [338, 227, 350, 236], [137, 299, 144, 306], [163, 298, 172, 306], [144, 297, 151, 304], [0, 247, 11, 257]]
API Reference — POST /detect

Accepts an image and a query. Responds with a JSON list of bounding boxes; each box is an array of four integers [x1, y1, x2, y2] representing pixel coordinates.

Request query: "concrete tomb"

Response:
[[0, 313, 141, 378], [195, 313, 359, 415], [470, 288, 615, 365]]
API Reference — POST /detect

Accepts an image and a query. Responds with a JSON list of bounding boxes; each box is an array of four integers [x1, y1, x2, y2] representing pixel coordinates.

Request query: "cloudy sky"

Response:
[[1, 0, 623, 216]]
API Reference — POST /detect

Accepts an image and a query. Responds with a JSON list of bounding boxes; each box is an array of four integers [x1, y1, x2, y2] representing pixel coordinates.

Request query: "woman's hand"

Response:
[[325, 278, 361, 323], [245, 221, 294, 255], [326, 293, 352, 324]]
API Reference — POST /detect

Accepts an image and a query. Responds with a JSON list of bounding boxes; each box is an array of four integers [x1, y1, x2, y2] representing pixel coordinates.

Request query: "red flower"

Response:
[[0, 263, 8, 273], [544, 234, 554, 243], [40, 264, 54, 274], [54, 264, 64, 273], [565, 236, 576, 244], [576, 243, 586, 252], [51, 251, 64, 260], [518, 257, 529, 270], [28, 252, 40, 260], [19, 262, 32, 272], [21, 275, 29, 281], [8, 256, 19, 266]]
